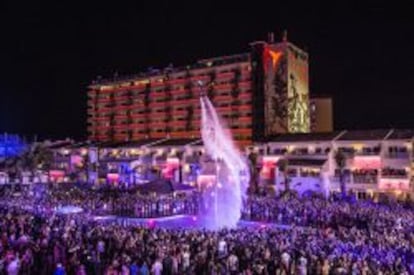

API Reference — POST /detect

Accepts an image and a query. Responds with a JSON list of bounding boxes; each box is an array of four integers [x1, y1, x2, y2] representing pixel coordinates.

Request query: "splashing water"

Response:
[[199, 91, 250, 229]]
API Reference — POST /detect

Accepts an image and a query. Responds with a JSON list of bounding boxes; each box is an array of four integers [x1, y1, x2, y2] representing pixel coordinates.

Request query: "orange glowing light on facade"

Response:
[[268, 50, 282, 68]]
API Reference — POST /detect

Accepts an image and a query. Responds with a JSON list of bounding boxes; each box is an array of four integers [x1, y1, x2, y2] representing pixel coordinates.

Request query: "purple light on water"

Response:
[[199, 90, 250, 229]]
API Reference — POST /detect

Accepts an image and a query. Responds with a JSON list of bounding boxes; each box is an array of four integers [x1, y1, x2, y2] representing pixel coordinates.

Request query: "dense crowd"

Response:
[[1, 184, 199, 219], [0, 185, 413, 274]]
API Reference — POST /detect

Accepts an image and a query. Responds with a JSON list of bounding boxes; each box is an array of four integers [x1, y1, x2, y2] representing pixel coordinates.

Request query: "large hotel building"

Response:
[[87, 34, 329, 147], [29, 34, 414, 198]]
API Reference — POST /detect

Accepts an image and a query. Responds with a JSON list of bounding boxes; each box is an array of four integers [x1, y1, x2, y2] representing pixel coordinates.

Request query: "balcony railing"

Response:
[[385, 152, 410, 159], [216, 72, 234, 79]]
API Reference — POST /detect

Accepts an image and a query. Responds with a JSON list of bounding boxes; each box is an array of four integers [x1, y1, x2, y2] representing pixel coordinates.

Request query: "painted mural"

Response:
[[263, 46, 289, 135], [262, 43, 310, 135]]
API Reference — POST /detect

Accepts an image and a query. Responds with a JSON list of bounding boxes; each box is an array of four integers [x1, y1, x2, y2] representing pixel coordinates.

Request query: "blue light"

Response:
[[0, 134, 26, 158]]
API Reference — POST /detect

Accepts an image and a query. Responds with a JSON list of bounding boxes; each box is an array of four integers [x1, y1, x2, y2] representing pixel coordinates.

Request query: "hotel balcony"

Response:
[[238, 80, 251, 88], [167, 78, 187, 85], [95, 124, 111, 130], [151, 132, 167, 138], [150, 81, 166, 88], [95, 97, 113, 104], [112, 105, 130, 111], [214, 83, 233, 90], [95, 134, 108, 140], [171, 131, 200, 138], [236, 116, 252, 123], [132, 133, 146, 140], [96, 107, 112, 113], [215, 106, 232, 113], [113, 95, 129, 102], [171, 110, 188, 116], [114, 134, 128, 141], [150, 121, 167, 127], [173, 99, 197, 107], [190, 75, 210, 81], [215, 71, 235, 79], [381, 167, 408, 179], [113, 124, 129, 130], [238, 104, 251, 111], [114, 114, 128, 120], [130, 113, 146, 120], [354, 147, 381, 156], [170, 89, 188, 96], [239, 93, 252, 100], [149, 101, 166, 108], [214, 95, 232, 102], [168, 120, 187, 127], [232, 128, 252, 135]]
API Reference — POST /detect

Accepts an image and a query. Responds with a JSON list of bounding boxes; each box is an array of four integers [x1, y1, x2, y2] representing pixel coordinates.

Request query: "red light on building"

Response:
[[260, 156, 280, 180], [353, 156, 381, 169], [378, 178, 409, 191], [162, 157, 180, 179], [107, 173, 120, 183]]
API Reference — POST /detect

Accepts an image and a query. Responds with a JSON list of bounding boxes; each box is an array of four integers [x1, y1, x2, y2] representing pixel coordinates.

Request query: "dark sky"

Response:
[[0, 1, 413, 141]]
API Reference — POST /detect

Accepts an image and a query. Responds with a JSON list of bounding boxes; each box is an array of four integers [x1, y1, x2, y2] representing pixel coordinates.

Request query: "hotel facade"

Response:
[[48, 129, 414, 199], [87, 34, 320, 147]]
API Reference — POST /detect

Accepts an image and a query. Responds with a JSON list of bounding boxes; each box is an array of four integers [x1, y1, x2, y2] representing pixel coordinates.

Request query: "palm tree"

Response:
[[32, 144, 54, 171], [277, 158, 289, 193], [334, 150, 347, 198], [247, 152, 259, 194]]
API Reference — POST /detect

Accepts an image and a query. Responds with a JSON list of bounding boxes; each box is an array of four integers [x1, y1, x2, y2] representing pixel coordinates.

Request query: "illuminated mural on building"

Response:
[[287, 45, 310, 133], [263, 46, 289, 135], [262, 43, 310, 135]]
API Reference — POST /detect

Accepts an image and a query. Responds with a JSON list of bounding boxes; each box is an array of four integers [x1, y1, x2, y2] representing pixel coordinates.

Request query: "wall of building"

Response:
[[87, 56, 253, 147], [310, 97, 333, 132]]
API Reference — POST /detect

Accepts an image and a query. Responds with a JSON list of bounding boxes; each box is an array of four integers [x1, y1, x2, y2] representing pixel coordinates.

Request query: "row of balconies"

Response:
[[90, 72, 251, 95], [271, 147, 331, 156], [267, 145, 413, 160], [87, 114, 252, 127], [335, 168, 408, 179], [89, 102, 252, 115]]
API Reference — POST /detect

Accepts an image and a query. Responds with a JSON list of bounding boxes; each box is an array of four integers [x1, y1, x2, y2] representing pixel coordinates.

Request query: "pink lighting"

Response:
[[260, 156, 280, 180], [197, 175, 217, 187], [378, 178, 409, 191], [70, 155, 83, 167], [162, 158, 180, 179], [107, 173, 120, 183], [49, 170, 65, 182], [353, 156, 381, 169]]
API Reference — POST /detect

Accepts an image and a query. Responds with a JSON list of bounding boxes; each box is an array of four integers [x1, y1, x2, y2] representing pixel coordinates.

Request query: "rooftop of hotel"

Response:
[[261, 129, 414, 144], [90, 53, 250, 87], [337, 129, 391, 141], [265, 131, 344, 142], [386, 129, 414, 140]]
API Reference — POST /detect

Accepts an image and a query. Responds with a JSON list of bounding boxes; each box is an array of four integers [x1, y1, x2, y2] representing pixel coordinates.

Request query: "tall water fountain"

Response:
[[198, 81, 250, 229]]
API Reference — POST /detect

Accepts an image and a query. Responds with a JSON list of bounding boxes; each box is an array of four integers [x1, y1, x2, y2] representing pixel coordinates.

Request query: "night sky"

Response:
[[0, 1, 413, 141]]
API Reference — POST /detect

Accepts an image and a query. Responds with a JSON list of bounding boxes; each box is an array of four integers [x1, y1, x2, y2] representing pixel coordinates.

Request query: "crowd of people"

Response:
[[0, 184, 199, 219], [0, 184, 413, 274]]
